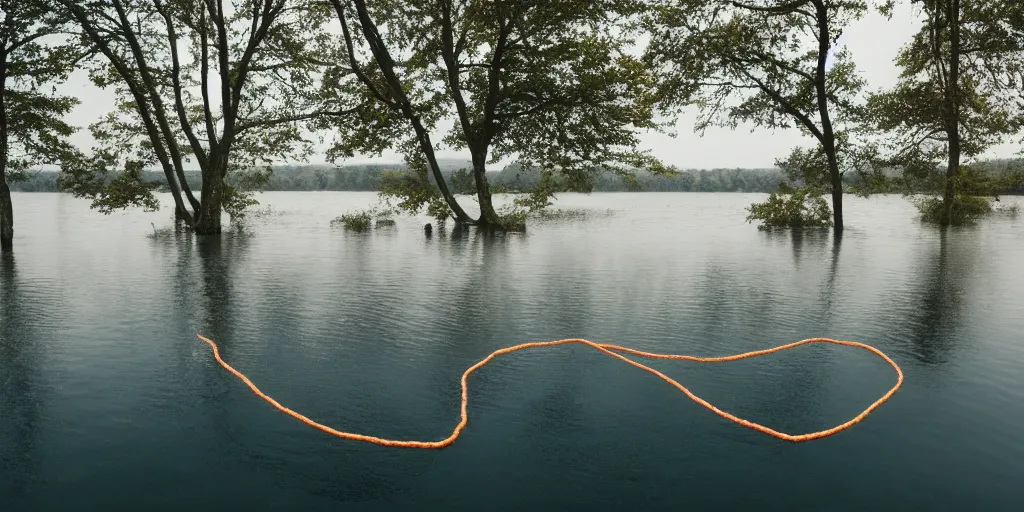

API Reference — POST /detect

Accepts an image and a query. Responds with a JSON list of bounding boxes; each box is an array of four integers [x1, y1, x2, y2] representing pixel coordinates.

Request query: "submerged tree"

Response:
[[745, 181, 833, 230], [867, 0, 1024, 225], [56, 0, 348, 234], [320, 0, 669, 230], [0, 0, 83, 253], [647, 0, 878, 232]]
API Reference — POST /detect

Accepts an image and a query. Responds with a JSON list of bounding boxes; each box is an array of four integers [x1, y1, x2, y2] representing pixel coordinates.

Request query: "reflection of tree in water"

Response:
[[694, 264, 776, 341], [819, 232, 843, 319], [761, 228, 830, 267], [162, 229, 377, 498], [520, 233, 592, 442], [441, 228, 592, 451], [160, 230, 260, 464], [0, 255, 64, 501], [904, 228, 974, 365], [196, 234, 245, 340], [160, 229, 253, 348], [693, 233, 838, 431], [761, 228, 842, 326], [0, 256, 36, 500], [446, 228, 522, 329]]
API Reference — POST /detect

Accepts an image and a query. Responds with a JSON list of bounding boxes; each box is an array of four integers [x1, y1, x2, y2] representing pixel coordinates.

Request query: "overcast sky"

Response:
[[56, 2, 1023, 170]]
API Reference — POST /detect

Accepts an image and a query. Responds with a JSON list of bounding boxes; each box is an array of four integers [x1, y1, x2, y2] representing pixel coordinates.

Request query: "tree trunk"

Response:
[[195, 159, 225, 235], [0, 182, 12, 253], [813, 0, 843, 233], [409, 117, 474, 223], [471, 150, 502, 228], [174, 204, 192, 228], [0, 59, 11, 253], [941, 0, 962, 226], [825, 145, 844, 232], [942, 138, 960, 225], [195, 184, 223, 234]]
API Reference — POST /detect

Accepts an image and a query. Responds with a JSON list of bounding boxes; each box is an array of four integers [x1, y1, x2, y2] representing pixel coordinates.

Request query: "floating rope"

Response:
[[196, 334, 902, 447]]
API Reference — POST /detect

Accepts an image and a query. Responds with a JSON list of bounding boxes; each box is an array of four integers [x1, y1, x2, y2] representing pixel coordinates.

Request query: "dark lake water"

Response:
[[2, 191, 1023, 510]]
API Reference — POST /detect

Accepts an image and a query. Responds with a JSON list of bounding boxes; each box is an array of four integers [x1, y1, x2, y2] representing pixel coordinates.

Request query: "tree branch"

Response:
[[736, 63, 826, 142], [749, 50, 815, 83], [56, 0, 194, 223], [482, 3, 511, 141], [199, 8, 219, 149], [235, 108, 359, 134], [5, 29, 56, 54], [732, 0, 814, 17], [110, 0, 198, 209], [230, 0, 286, 119], [204, 0, 232, 141], [329, 0, 395, 107], [154, 0, 209, 173], [440, 0, 476, 145], [153, 0, 203, 211]]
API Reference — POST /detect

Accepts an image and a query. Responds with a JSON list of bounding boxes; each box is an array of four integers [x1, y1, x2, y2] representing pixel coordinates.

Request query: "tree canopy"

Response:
[[1, 0, 85, 252], [646, 0, 880, 232], [318, 0, 672, 228], [867, 0, 1024, 224], [56, 0, 345, 232]]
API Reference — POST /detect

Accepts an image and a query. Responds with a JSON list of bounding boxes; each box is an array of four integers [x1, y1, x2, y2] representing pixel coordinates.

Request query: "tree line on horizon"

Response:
[[11, 165, 790, 193], [11, 158, 1024, 195], [1, 0, 1022, 251]]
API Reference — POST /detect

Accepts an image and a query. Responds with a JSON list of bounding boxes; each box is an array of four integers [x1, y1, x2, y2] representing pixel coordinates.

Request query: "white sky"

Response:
[[56, 2, 1023, 170]]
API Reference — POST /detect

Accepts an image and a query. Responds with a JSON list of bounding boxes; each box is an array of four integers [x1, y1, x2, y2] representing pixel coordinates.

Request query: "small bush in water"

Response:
[[913, 195, 993, 225], [332, 211, 373, 232], [746, 184, 833, 230]]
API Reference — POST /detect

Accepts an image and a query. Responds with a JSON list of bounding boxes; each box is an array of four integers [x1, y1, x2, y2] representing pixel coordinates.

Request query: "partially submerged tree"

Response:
[[322, 0, 669, 230], [646, 0, 875, 232], [867, 0, 1024, 225], [57, 0, 347, 234], [745, 181, 833, 230], [0, 0, 83, 253]]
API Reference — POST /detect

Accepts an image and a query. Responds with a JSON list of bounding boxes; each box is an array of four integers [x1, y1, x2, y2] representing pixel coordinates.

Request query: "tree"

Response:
[[646, 0, 876, 232], [867, 0, 1024, 225], [0, 0, 83, 253], [57, 0, 348, 234], [322, 0, 669, 229]]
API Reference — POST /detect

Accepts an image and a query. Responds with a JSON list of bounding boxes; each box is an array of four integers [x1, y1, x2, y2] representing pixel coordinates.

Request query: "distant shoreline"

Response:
[[10, 158, 1022, 195]]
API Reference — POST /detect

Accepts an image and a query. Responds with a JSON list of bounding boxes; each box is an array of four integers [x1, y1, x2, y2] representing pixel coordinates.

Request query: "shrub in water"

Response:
[[913, 195, 993, 225], [331, 211, 373, 232], [746, 184, 833, 230]]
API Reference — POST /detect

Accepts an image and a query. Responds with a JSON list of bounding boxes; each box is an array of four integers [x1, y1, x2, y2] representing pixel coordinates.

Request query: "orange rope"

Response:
[[195, 334, 902, 447]]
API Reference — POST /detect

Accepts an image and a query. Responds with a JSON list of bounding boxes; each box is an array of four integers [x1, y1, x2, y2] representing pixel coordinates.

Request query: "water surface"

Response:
[[2, 192, 1023, 510]]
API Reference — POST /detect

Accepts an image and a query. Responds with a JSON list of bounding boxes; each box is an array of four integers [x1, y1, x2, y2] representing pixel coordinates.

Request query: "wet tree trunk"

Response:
[[0, 57, 11, 253], [825, 143, 844, 232], [941, 0, 962, 226], [195, 155, 226, 235], [195, 181, 223, 234], [471, 150, 502, 228], [408, 116, 475, 223], [0, 181, 12, 254], [174, 205, 191, 227], [943, 131, 961, 225], [813, 0, 844, 233]]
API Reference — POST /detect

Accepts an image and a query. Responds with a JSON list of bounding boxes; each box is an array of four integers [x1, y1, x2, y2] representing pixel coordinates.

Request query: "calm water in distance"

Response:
[[2, 191, 1023, 510]]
